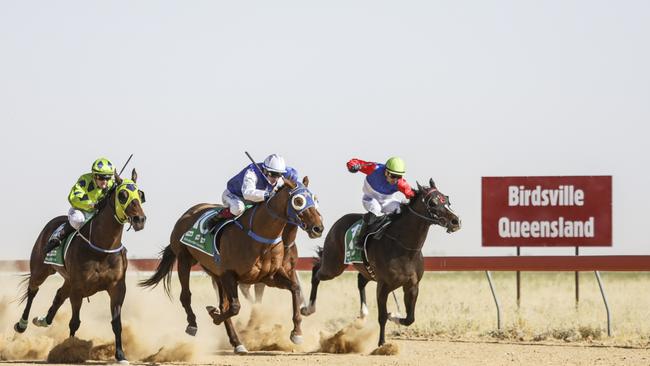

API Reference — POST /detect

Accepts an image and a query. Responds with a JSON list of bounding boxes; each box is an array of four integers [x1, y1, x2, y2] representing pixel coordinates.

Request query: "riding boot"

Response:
[[355, 212, 380, 248], [373, 214, 391, 240], [206, 207, 235, 229], [44, 222, 74, 254]]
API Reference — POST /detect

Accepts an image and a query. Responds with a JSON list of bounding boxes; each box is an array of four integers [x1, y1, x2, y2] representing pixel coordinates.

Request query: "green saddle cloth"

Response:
[[344, 219, 364, 264], [44, 226, 76, 267]]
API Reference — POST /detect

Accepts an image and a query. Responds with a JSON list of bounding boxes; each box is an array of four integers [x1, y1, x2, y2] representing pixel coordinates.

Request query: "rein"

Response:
[[73, 187, 126, 255]]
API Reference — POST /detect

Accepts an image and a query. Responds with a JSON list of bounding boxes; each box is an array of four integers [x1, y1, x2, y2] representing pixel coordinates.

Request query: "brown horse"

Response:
[[239, 224, 303, 304], [13, 169, 146, 364], [301, 179, 461, 346], [139, 177, 323, 354]]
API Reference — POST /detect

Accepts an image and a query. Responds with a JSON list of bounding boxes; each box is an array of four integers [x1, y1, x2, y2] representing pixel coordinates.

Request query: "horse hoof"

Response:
[[234, 344, 248, 354], [117, 359, 130, 365], [185, 325, 198, 336], [290, 333, 304, 345], [300, 305, 315, 316], [32, 316, 49, 328], [388, 312, 402, 325], [14, 322, 26, 333]]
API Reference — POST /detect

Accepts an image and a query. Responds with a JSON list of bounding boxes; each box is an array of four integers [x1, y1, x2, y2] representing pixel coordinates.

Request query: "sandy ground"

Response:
[[2, 270, 650, 365], [2, 339, 650, 366]]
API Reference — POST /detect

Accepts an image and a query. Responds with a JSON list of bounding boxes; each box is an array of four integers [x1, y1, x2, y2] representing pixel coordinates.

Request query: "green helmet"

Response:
[[385, 157, 406, 175], [91, 157, 115, 176]]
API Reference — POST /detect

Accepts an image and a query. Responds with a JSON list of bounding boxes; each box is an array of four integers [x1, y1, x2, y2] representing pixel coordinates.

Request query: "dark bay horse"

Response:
[[139, 177, 323, 354], [14, 169, 147, 364], [301, 179, 461, 346]]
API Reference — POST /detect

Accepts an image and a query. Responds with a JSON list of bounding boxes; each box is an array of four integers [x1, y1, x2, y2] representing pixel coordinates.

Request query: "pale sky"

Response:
[[1, 1, 648, 260]]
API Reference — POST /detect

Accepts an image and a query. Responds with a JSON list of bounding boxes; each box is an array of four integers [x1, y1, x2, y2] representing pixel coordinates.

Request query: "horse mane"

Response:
[[94, 186, 116, 213], [391, 186, 426, 223]]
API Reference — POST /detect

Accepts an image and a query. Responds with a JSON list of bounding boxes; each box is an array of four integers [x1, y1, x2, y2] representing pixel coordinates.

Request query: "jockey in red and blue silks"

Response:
[[213, 154, 298, 221], [347, 157, 415, 245]]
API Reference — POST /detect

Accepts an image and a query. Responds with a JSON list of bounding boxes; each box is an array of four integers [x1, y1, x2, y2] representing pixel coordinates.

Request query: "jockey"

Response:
[[208, 154, 298, 225], [346, 156, 415, 245], [44, 157, 116, 254]]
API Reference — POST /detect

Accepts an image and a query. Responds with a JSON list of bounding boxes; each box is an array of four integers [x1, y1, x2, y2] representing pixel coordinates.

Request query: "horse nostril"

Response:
[[451, 219, 459, 226], [312, 226, 323, 234]]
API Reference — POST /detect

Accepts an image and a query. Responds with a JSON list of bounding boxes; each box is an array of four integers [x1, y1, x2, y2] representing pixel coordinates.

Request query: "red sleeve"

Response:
[[346, 158, 377, 175], [397, 178, 415, 198]]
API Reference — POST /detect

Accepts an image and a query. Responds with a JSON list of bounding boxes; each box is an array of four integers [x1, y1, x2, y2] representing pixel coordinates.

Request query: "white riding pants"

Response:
[[222, 190, 246, 216]]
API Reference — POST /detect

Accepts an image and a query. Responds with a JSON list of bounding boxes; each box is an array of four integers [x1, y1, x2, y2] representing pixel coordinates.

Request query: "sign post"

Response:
[[482, 176, 612, 314]]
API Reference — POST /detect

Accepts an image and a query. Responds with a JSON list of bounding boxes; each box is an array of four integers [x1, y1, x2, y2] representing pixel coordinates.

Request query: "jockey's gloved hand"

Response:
[[348, 164, 361, 173]]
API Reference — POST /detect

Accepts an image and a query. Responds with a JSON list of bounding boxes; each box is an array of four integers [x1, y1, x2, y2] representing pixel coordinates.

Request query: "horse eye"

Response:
[[118, 190, 129, 205], [292, 195, 306, 210]]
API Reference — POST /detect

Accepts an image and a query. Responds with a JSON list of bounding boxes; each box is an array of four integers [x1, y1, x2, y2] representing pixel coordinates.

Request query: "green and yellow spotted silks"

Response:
[[68, 173, 115, 212], [114, 179, 141, 224]]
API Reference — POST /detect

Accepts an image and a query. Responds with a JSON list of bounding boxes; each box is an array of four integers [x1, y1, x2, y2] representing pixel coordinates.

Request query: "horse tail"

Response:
[[17, 273, 31, 304], [138, 245, 176, 298], [313, 246, 324, 267]]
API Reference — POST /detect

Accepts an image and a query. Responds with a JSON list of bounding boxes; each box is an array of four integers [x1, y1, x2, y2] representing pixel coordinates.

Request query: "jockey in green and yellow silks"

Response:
[[44, 157, 116, 254]]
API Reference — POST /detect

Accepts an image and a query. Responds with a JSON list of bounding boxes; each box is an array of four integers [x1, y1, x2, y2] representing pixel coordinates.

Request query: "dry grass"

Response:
[[0, 270, 648, 362]]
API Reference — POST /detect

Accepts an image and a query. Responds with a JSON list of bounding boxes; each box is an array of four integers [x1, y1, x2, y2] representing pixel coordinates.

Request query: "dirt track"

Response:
[[2, 339, 649, 366]]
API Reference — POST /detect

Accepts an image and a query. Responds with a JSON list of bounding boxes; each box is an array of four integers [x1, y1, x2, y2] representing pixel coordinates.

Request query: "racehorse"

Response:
[[239, 224, 301, 304], [301, 179, 460, 346], [139, 177, 323, 353], [14, 169, 146, 364]]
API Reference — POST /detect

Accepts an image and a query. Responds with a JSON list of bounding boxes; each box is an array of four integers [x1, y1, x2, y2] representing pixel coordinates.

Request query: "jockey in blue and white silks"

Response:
[[217, 154, 298, 220]]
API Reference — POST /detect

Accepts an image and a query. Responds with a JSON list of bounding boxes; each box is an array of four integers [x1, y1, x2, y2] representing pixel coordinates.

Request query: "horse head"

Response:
[[411, 178, 461, 233], [268, 176, 324, 238], [113, 168, 147, 231]]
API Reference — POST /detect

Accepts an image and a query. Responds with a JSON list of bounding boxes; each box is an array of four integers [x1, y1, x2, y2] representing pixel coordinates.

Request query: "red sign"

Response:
[[482, 176, 612, 247]]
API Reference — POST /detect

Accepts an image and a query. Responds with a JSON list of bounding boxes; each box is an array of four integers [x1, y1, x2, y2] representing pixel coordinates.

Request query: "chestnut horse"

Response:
[[301, 179, 461, 346], [14, 169, 146, 364], [139, 177, 323, 353], [239, 225, 301, 304]]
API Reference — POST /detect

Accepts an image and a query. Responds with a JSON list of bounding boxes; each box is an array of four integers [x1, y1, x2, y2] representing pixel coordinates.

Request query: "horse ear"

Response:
[[429, 178, 436, 188], [302, 176, 309, 187], [416, 181, 424, 192], [114, 171, 123, 185], [131, 168, 138, 183]]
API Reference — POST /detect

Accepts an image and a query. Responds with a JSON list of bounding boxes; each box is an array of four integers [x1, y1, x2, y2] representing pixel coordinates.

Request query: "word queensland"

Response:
[[482, 176, 612, 247]]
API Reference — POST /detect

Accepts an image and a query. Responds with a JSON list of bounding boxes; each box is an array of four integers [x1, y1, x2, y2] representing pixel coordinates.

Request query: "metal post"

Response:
[[594, 271, 612, 336], [575, 247, 580, 307], [485, 271, 501, 330], [516, 246, 521, 308]]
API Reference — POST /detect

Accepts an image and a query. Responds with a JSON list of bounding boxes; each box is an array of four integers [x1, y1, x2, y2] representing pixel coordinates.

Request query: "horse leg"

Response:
[[206, 270, 240, 325], [68, 294, 83, 337], [253, 283, 265, 304], [376, 281, 391, 347], [389, 282, 419, 326], [301, 245, 347, 317], [300, 262, 321, 316], [357, 273, 370, 319], [239, 284, 254, 302], [210, 276, 246, 354], [14, 267, 53, 333], [33, 282, 71, 327], [274, 271, 304, 345], [177, 252, 198, 336], [108, 279, 128, 363]]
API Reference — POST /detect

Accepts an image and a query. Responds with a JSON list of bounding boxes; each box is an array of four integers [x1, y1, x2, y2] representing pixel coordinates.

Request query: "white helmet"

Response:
[[263, 154, 287, 173]]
